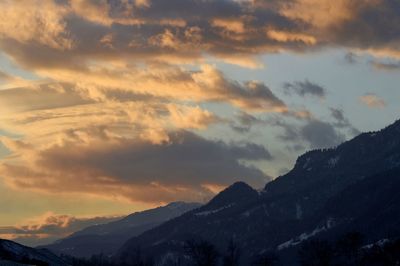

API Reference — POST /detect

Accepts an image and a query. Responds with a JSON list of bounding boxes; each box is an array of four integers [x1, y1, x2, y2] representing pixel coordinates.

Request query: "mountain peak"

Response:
[[116, 119, 400, 265], [205, 181, 258, 209], [220, 181, 257, 196], [265, 117, 400, 204]]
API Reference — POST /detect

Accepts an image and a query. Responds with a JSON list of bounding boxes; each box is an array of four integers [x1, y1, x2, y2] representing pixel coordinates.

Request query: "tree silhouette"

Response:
[[184, 239, 219, 266], [298, 240, 333, 266], [335, 231, 363, 265], [252, 251, 279, 266], [119, 246, 154, 266], [222, 239, 241, 266]]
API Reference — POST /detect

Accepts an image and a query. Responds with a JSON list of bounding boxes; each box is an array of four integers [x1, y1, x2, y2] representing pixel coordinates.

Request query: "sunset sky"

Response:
[[0, 0, 399, 244]]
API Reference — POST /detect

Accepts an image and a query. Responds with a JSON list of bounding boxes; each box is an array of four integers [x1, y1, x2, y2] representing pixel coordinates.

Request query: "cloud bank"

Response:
[[0, 0, 389, 206], [0, 212, 121, 246]]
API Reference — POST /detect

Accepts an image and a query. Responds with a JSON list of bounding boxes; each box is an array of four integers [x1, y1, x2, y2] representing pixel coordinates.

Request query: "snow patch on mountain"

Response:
[[362, 239, 389, 249], [327, 156, 340, 168], [277, 218, 335, 250], [296, 203, 303, 220], [195, 204, 235, 216], [302, 157, 311, 169]]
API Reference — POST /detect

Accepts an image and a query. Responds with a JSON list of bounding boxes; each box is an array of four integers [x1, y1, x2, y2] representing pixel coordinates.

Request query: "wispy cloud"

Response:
[[370, 60, 400, 71], [360, 93, 386, 108], [283, 80, 326, 99]]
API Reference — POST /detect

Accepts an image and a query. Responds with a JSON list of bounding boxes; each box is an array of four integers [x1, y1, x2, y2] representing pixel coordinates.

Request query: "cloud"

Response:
[[0, 83, 91, 113], [281, 0, 400, 58], [300, 120, 346, 149], [0, 0, 73, 50], [229, 107, 315, 134], [343, 52, 360, 64], [283, 80, 326, 99], [0, 70, 13, 81], [266, 30, 316, 45], [370, 60, 400, 71], [269, 115, 348, 150], [0, 0, 399, 73], [329, 107, 360, 135], [359, 93, 386, 108], [0, 64, 287, 113], [0, 0, 303, 70], [0, 131, 272, 204], [0, 212, 121, 246], [0, 58, 283, 206], [0, 0, 397, 214], [280, 0, 355, 30], [229, 112, 264, 133]]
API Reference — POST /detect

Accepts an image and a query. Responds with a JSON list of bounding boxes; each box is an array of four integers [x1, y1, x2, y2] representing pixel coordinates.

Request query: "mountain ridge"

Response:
[[116, 118, 400, 264], [0, 238, 68, 266], [42, 201, 201, 258]]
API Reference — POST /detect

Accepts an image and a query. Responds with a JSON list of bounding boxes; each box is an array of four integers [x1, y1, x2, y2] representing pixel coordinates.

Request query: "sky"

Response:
[[0, 0, 399, 246]]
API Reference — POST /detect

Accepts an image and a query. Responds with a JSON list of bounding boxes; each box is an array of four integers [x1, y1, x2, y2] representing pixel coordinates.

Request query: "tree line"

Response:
[[60, 232, 400, 266]]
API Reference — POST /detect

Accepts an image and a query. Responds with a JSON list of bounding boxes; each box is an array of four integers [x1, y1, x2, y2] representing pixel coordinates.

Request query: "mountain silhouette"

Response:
[[117, 119, 400, 264], [42, 201, 201, 258], [0, 238, 68, 266]]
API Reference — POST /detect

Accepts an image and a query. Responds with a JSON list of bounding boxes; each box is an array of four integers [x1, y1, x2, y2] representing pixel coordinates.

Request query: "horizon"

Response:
[[0, 0, 400, 248]]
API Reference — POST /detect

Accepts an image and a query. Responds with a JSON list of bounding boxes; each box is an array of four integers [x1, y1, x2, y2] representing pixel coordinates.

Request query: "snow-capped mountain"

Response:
[[41, 201, 201, 258], [117, 119, 400, 264]]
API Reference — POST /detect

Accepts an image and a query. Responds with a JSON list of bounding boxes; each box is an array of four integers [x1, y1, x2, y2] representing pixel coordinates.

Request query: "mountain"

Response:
[[42, 201, 201, 258], [0, 238, 68, 266], [117, 119, 400, 264], [314, 166, 400, 240]]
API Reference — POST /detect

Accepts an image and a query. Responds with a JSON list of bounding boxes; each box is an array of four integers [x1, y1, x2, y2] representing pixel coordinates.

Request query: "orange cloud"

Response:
[[280, 0, 355, 29], [359, 93, 386, 108], [26, 64, 286, 112], [0, 0, 73, 50], [0, 0, 395, 212], [266, 30, 316, 45], [212, 18, 246, 34], [1, 0, 399, 70]]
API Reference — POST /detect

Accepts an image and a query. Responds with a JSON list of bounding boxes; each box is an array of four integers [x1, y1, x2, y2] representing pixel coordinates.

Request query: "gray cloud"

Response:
[[328, 0, 400, 54], [344, 52, 360, 64], [283, 80, 326, 99], [1, 131, 272, 203], [39, 130, 272, 186], [230, 112, 264, 133], [269, 117, 347, 151], [300, 120, 345, 149], [330, 107, 360, 136]]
